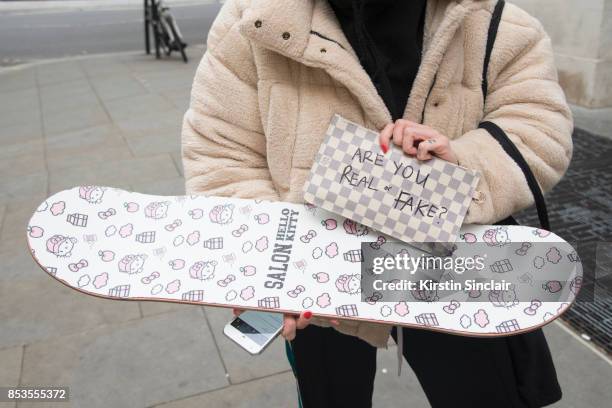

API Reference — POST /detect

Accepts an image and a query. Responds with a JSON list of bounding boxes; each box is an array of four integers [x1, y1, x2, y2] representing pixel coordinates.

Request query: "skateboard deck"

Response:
[[27, 186, 582, 336]]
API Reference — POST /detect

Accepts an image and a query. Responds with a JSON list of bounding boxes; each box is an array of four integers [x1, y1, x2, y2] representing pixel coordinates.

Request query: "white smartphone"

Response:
[[223, 311, 284, 355]]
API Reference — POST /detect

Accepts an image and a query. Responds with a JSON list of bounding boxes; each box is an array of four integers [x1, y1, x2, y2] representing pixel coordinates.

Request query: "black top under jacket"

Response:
[[327, 2, 563, 406], [329, 0, 427, 121]]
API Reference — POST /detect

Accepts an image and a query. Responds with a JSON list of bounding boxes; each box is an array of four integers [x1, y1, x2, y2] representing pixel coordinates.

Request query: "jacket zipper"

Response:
[[310, 30, 346, 50], [419, 72, 437, 124]]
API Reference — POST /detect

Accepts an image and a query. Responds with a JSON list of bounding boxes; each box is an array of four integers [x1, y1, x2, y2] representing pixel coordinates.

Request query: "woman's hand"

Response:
[[379, 119, 458, 164], [281, 311, 312, 341], [232, 309, 340, 341]]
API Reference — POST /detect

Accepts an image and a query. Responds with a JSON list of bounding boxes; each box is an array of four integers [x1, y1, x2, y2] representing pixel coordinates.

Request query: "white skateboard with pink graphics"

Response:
[[27, 186, 582, 336]]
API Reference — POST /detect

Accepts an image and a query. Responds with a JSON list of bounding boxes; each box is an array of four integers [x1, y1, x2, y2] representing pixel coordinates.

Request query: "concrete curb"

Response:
[[0, 0, 219, 15], [0, 44, 206, 75], [0, 50, 144, 74]]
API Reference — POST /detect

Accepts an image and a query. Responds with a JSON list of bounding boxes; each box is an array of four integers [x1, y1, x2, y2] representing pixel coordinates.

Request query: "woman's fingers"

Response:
[[296, 310, 313, 330], [282, 315, 297, 341], [379, 123, 394, 153], [282, 311, 313, 340], [380, 121, 458, 163], [402, 128, 417, 155], [392, 120, 407, 147], [416, 138, 439, 160], [232, 308, 244, 317]]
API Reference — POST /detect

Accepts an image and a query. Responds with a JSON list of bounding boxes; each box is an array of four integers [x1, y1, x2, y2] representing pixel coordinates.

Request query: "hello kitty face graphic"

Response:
[[145, 201, 170, 219], [335, 274, 361, 295], [209, 204, 234, 225], [343, 219, 369, 236], [189, 260, 217, 281], [489, 287, 518, 308], [483, 227, 510, 247], [46, 234, 77, 257], [118, 254, 147, 274], [79, 186, 105, 204]]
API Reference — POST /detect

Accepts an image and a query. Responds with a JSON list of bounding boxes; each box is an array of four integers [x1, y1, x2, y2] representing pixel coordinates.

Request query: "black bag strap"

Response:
[[482, 0, 505, 98], [479, 0, 551, 230], [478, 122, 550, 230]]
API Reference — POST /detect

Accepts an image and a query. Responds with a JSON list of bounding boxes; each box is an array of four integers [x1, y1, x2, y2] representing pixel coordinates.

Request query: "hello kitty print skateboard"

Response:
[[27, 186, 582, 336]]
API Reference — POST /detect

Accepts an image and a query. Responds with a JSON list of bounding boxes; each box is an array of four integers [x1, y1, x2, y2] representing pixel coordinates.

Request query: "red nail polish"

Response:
[[303, 311, 312, 319], [381, 143, 388, 154]]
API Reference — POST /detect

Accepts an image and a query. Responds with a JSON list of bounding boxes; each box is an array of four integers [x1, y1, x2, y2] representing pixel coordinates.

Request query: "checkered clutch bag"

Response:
[[303, 115, 480, 251]]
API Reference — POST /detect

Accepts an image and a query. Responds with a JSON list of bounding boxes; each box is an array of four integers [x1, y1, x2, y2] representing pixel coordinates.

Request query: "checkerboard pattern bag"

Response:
[[303, 115, 480, 249]]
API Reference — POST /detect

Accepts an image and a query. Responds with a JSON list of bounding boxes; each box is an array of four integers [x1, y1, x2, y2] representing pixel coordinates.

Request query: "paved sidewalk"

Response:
[[0, 48, 611, 407]]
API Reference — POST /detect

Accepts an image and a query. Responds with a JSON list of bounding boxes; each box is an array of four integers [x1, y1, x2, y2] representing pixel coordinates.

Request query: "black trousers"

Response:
[[290, 325, 561, 408]]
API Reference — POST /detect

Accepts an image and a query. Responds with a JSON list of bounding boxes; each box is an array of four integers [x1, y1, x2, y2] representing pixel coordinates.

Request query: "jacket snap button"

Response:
[[254, 20, 262, 28], [282, 32, 291, 40], [433, 101, 440, 107], [473, 191, 485, 203]]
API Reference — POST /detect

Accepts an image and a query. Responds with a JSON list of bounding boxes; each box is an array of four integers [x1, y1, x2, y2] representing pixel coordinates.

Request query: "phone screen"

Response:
[[231, 311, 283, 346]]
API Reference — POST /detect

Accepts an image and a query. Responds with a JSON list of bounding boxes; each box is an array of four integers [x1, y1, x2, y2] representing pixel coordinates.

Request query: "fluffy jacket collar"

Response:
[[238, 0, 493, 127]]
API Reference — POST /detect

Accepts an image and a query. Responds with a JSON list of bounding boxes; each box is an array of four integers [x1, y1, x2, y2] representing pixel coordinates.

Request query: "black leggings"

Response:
[[290, 325, 561, 408]]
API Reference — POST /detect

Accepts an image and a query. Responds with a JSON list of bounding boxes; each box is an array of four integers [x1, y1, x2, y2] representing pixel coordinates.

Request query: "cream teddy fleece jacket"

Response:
[[182, 0, 573, 347]]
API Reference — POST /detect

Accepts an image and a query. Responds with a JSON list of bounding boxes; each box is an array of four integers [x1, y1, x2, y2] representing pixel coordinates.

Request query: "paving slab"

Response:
[[138, 300, 189, 317], [0, 149, 45, 180], [134, 69, 197, 94], [43, 104, 110, 137], [19, 308, 228, 408], [0, 139, 44, 163], [0, 68, 36, 93], [160, 88, 193, 112], [124, 125, 182, 157], [102, 93, 177, 123], [0, 172, 47, 203], [545, 323, 612, 408], [45, 124, 131, 171], [120, 54, 197, 74], [0, 195, 47, 249], [0, 88, 40, 128], [0, 346, 22, 408], [0, 120, 42, 146], [171, 152, 185, 177], [203, 306, 291, 384], [0, 203, 6, 231], [48, 154, 180, 191], [372, 345, 430, 407], [0, 237, 46, 282], [35, 61, 86, 86], [78, 58, 131, 78], [155, 371, 296, 408], [131, 177, 186, 196], [38, 79, 97, 111], [0, 277, 141, 349], [114, 109, 184, 136], [89, 74, 149, 102]]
